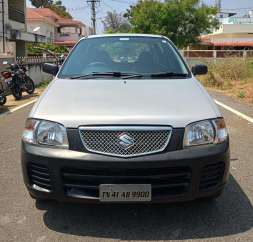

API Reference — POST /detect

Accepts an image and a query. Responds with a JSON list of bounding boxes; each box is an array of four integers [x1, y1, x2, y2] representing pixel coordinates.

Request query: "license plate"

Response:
[[99, 184, 151, 202]]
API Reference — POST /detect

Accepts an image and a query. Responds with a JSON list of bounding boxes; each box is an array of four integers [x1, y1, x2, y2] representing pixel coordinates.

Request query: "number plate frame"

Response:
[[99, 184, 152, 202]]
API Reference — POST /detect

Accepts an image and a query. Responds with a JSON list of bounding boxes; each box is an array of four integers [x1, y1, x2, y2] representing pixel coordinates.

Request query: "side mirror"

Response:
[[192, 64, 208, 76], [42, 63, 59, 76]]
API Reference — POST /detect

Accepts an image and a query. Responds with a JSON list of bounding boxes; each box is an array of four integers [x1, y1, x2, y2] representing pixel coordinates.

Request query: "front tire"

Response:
[[0, 95, 6, 105], [25, 76, 35, 95], [12, 86, 22, 100]]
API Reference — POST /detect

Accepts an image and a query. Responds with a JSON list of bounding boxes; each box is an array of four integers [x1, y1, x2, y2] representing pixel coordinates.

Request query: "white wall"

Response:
[[214, 24, 253, 34], [27, 21, 54, 40]]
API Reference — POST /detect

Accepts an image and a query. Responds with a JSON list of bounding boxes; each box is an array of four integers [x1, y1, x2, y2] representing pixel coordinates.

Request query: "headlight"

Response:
[[22, 119, 69, 148], [184, 118, 228, 147]]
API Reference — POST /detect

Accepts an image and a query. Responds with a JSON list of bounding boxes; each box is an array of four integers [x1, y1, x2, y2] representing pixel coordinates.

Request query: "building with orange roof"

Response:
[[26, 8, 56, 43], [200, 11, 253, 49], [26, 8, 90, 48]]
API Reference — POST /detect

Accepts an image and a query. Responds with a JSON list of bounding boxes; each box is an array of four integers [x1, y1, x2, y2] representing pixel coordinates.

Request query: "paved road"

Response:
[[0, 91, 253, 242]]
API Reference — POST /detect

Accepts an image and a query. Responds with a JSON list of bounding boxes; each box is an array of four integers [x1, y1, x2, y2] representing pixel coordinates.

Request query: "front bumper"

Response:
[[21, 141, 230, 203]]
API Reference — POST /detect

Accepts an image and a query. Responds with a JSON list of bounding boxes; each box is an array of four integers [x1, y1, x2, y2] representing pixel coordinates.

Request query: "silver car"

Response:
[[21, 34, 230, 203]]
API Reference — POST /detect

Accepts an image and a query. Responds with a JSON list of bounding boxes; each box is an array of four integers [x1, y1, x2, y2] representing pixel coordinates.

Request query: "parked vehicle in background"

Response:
[[22, 34, 230, 204], [1, 61, 35, 100]]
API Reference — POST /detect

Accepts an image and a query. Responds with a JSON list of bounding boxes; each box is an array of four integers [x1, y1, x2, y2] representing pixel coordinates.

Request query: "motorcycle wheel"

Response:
[[12, 86, 22, 100], [0, 96, 6, 105], [25, 76, 35, 95]]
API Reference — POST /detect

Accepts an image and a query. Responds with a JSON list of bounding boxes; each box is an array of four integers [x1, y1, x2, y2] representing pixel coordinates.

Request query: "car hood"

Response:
[[31, 77, 220, 128]]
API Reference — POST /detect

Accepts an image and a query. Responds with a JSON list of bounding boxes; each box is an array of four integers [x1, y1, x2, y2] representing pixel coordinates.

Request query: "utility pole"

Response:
[[87, 0, 100, 35], [1, 0, 5, 53]]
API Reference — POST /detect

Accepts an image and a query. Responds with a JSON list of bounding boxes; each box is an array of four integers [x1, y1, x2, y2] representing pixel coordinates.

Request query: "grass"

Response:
[[35, 79, 51, 89], [198, 58, 253, 104], [238, 90, 246, 99]]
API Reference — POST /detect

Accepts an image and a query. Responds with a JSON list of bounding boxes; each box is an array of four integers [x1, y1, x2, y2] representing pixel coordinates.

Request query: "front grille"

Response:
[[200, 162, 225, 191], [28, 163, 52, 191], [62, 166, 192, 199], [79, 126, 172, 157]]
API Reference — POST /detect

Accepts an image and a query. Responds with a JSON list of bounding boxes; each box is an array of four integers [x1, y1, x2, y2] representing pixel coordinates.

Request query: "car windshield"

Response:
[[58, 36, 190, 79]]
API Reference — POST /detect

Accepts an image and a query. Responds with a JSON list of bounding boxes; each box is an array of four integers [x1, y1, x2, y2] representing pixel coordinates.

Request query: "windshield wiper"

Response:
[[70, 72, 143, 79], [150, 72, 189, 78]]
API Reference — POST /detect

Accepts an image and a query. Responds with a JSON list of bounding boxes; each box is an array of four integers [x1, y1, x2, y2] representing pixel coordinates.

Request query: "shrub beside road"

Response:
[[199, 58, 253, 104]]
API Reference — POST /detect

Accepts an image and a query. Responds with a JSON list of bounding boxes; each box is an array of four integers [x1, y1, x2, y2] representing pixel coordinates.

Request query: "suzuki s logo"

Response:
[[118, 133, 135, 149]]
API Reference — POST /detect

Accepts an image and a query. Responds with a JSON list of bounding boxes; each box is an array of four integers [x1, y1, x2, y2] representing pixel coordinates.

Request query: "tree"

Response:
[[30, 0, 53, 8], [102, 11, 131, 33], [30, 0, 72, 18], [49, 4, 72, 19], [124, 0, 219, 48]]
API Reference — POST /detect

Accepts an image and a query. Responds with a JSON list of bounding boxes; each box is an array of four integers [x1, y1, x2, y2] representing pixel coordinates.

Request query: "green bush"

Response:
[[27, 43, 68, 56], [35, 80, 51, 89]]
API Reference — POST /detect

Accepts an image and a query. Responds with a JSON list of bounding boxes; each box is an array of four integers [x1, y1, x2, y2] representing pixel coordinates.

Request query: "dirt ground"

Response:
[[0, 88, 45, 115], [206, 83, 253, 106]]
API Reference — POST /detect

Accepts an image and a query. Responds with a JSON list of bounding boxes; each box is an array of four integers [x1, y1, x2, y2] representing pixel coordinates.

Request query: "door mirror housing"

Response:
[[192, 64, 208, 76], [42, 63, 59, 76]]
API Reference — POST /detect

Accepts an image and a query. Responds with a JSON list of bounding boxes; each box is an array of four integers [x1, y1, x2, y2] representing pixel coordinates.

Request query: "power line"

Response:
[[69, 0, 135, 34], [101, 1, 114, 11], [108, 0, 136, 5], [67, 7, 87, 12]]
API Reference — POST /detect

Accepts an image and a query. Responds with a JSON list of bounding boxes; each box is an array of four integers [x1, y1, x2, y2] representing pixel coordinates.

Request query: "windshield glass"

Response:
[[59, 36, 190, 78]]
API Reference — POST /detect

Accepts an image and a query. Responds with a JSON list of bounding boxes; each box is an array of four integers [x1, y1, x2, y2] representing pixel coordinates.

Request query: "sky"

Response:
[[26, 0, 253, 33]]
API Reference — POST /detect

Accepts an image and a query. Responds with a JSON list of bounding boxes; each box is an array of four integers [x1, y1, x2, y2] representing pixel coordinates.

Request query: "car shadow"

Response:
[[37, 175, 253, 240]]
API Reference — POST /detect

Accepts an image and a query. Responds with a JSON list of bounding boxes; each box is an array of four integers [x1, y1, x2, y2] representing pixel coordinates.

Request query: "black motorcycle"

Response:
[[0, 82, 6, 106], [1, 61, 35, 100]]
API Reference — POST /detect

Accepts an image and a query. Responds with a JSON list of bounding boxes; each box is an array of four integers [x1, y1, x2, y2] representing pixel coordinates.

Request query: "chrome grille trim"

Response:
[[79, 126, 172, 158]]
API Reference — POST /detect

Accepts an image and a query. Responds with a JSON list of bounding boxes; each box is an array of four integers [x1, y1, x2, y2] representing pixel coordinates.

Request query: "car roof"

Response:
[[83, 33, 166, 40]]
